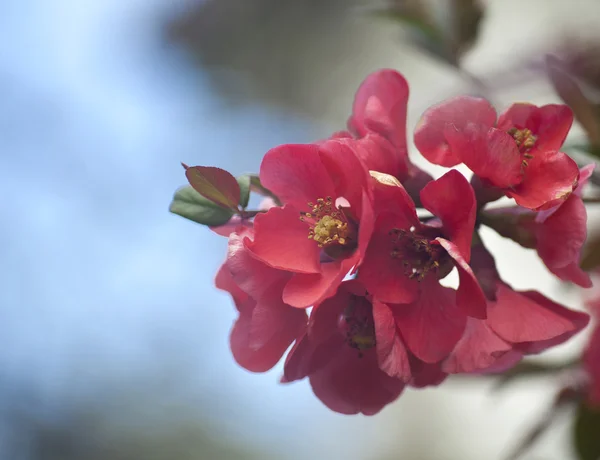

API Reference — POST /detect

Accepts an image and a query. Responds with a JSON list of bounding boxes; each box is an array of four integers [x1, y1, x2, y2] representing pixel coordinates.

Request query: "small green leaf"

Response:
[[237, 175, 251, 209], [574, 403, 600, 460], [184, 166, 240, 210], [169, 186, 234, 226]]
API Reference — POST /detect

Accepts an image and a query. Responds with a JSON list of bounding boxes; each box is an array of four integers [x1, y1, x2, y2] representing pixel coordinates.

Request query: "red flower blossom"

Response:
[[414, 97, 579, 210], [283, 280, 446, 415], [341, 69, 433, 202], [481, 165, 594, 288], [443, 242, 590, 374], [215, 229, 306, 372], [243, 137, 377, 308], [357, 169, 487, 363]]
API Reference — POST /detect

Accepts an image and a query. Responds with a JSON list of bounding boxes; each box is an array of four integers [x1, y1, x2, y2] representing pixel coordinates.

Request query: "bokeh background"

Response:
[[2, 0, 600, 458]]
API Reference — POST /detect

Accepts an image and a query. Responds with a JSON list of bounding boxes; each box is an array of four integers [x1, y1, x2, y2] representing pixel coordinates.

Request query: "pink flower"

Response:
[[283, 281, 444, 415], [215, 228, 306, 372], [243, 137, 377, 308], [342, 69, 434, 202], [444, 242, 590, 374], [481, 165, 594, 288], [414, 97, 579, 210], [357, 169, 487, 363]]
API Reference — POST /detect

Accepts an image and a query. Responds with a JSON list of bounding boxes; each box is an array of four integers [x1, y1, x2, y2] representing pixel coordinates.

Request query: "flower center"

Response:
[[389, 227, 446, 281], [508, 127, 537, 151], [338, 297, 376, 356], [508, 127, 537, 167], [300, 197, 354, 248]]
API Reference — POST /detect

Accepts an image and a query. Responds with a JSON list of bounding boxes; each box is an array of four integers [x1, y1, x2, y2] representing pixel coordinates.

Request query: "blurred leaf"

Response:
[[547, 56, 600, 146], [169, 186, 234, 226], [492, 358, 579, 390], [451, 0, 484, 57], [581, 233, 600, 271], [370, 8, 441, 42], [237, 175, 251, 209], [184, 165, 240, 210], [574, 403, 600, 460]]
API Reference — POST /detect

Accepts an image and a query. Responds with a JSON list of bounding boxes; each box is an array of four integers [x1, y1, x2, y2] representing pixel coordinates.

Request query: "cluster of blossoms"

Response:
[[177, 69, 595, 415]]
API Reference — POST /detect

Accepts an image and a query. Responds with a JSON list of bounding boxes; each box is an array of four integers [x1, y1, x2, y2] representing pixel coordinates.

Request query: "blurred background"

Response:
[[2, 0, 600, 458]]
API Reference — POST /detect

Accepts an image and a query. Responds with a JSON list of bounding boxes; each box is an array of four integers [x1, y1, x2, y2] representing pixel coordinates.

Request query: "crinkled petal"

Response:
[[373, 300, 411, 381], [349, 69, 409, 153], [309, 347, 405, 415], [507, 150, 579, 210], [227, 230, 291, 300], [245, 205, 321, 274], [487, 283, 590, 344], [477, 350, 523, 374], [414, 96, 497, 167], [437, 238, 487, 319], [421, 170, 476, 260], [394, 279, 466, 363], [259, 143, 336, 209], [444, 124, 523, 188], [443, 318, 512, 373]]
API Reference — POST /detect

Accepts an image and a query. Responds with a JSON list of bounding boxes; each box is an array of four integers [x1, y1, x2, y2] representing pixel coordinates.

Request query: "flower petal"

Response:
[[245, 205, 321, 274], [537, 194, 587, 269], [215, 263, 251, 312], [358, 219, 420, 304], [408, 357, 448, 388], [420, 170, 476, 260], [507, 150, 579, 210], [548, 261, 593, 288], [350, 134, 408, 180], [394, 279, 466, 363], [442, 318, 512, 373], [414, 96, 497, 167], [498, 103, 573, 152], [259, 143, 336, 208], [283, 257, 356, 308], [349, 69, 409, 152], [227, 230, 291, 300], [309, 346, 405, 415], [318, 137, 371, 212], [437, 238, 487, 319], [373, 300, 411, 381], [231, 293, 306, 373], [487, 283, 590, 344], [444, 124, 523, 188]]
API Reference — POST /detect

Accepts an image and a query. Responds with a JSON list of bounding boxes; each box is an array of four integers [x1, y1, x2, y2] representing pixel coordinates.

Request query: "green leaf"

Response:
[[169, 186, 234, 226], [184, 165, 240, 210], [237, 175, 251, 209], [574, 403, 600, 460]]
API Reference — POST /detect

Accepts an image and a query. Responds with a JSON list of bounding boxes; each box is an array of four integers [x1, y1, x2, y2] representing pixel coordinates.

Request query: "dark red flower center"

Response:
[[300, 196, 357, 250], [338, 296, 376, 356], [389, 227, 449, 281]]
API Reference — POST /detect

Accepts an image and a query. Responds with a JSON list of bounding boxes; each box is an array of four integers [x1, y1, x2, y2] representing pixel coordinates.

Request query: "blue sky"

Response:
[[0, 1, 384, 457]]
